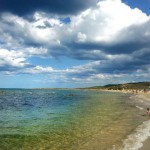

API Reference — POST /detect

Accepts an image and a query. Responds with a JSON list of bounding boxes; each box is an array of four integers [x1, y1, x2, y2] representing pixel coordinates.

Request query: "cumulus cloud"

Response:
[[0, 0, 150, 86], [0, 47, 48, 72], [0, 49, 27, 70], [77, 32, 87, 42], [37, 61, 134, 86], [1, 0, 150, 57], [0, 12, 62, 48]]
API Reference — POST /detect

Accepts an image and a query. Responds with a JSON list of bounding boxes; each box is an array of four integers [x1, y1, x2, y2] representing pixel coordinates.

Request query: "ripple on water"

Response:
[[0, 89, 147, 150]]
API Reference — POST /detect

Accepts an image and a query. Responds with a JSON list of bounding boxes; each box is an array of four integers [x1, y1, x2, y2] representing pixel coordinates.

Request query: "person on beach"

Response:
[[146, 108, 150, 115]]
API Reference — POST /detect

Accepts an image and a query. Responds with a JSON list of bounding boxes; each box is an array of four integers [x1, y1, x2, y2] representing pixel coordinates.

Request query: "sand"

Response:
[[139, 137, 150, 150], [132, 92, 150, 150], [111, 90, 150, 150], [84, 89, 150, 150]]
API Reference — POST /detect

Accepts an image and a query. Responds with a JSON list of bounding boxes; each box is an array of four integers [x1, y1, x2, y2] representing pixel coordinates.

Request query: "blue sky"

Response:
[[0, 0, 150, 88]]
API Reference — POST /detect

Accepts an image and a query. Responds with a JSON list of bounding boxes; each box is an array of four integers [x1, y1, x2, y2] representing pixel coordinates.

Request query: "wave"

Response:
[[121, 120, 150, 150], [136, 105, 144, 110]]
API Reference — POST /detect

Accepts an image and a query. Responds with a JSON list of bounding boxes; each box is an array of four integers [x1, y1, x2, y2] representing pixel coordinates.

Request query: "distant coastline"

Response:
[[1, 81, 150, 91], [78, 81, 150, 91]]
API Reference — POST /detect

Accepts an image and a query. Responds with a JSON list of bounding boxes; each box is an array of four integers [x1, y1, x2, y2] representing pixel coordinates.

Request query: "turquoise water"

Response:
[[0, 89, 147, 150]]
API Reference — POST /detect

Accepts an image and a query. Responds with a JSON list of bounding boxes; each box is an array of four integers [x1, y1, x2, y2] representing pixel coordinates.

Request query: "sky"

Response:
[[0, 0, 150, 88]]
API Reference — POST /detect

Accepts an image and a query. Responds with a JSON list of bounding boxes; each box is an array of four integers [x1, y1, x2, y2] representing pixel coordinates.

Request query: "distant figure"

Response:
[[144, 89, 147, 93], [146, 108, 150, 115]]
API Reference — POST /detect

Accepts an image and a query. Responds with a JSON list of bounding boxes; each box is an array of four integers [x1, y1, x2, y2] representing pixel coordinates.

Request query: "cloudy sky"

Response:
[[0, 0, 150, 88]]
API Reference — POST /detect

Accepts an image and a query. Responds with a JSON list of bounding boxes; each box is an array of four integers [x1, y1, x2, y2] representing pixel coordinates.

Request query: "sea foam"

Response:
[[121, 120, 150, 150]]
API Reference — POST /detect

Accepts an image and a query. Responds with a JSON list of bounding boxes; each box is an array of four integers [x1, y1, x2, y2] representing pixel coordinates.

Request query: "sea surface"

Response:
[[0, 89, 150, 150]]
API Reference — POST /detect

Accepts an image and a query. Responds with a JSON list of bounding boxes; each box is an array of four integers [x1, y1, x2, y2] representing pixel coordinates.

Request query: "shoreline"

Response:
[[124, 91, 150, 150], [136, 92, 150, 150], [72, 89, 150, 150]]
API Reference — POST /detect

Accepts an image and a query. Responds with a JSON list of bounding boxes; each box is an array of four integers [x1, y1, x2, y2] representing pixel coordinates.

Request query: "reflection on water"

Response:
[[0, 89, 145, 150]]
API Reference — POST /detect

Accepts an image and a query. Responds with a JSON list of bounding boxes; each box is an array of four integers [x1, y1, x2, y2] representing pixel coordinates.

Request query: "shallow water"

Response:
[[0, 89, 147, 150]]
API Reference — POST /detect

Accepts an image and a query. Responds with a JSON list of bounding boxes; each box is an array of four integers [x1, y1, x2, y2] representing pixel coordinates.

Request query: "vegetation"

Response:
[[81, 82, 150, 91]]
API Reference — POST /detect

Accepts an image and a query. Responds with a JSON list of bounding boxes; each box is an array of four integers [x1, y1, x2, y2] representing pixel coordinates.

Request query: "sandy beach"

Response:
[[127, 91, 150, 150], [77, 89, 150, 150], [139, 137, 150, 150], [138, 92, 150, 150], [93, 89, 150, 150]]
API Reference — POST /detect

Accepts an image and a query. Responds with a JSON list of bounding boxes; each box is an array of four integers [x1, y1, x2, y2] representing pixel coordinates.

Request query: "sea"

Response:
[[0, 89, 150, 150]]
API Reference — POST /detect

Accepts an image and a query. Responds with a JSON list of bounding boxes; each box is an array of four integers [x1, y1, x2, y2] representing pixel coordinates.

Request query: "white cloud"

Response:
[[62, 61, 100, 74], [0, 47, 48, 70], [25, 47, 48, 56], [0, 12, 62, 48], [1, 0, 150, 56], [24, 66, 54, 74], [77, 32, 87, 42], [0, 49, 27, 67], [68, 0, 149, 43]]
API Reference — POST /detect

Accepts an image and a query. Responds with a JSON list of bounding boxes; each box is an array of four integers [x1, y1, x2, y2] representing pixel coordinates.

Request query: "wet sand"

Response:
[[130, 92, 150, 150], [100, 89, 150, 150], [139, 137, 150, 150]]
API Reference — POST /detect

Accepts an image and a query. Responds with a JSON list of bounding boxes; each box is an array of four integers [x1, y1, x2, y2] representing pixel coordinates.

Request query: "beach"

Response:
[[101, 89, 150, 150], [136, 92, 150, 150], [121, 91, 150, 150], [139, 137, 150, 150]]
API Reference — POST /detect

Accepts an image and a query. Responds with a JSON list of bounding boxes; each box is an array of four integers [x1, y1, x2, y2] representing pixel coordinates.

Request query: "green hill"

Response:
[[85, 82, 150, 90]]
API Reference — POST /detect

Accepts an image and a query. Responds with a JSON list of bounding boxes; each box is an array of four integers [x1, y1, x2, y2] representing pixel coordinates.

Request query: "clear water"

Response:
[[0, 89, 148, 150]]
